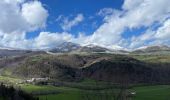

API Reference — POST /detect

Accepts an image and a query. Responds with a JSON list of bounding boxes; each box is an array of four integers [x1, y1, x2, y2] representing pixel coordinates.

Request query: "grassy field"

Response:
[[21, 84, 80, 93], [37, 85, 170, 100], [1, 76, 170, 100], [131, 54, 170, 63], [19, 83, 170, 100], [133, 85, 170, 100], [0, 76, 22, 84], [39, 93, 81, 100], [21, 84, 83, 100]]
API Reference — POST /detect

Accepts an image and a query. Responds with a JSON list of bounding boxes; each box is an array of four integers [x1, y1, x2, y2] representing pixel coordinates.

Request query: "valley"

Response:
[[1, 0, 170, 99], [0, 47, 170, 100]]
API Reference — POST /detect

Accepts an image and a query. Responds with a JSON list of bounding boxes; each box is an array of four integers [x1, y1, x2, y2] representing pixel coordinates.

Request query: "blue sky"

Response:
[[26, 0, 124, 39], [0, 0, 170, 50]]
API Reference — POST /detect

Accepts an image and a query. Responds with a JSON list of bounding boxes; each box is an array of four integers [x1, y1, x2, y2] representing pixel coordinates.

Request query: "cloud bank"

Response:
[[0, 0, 170, 50]]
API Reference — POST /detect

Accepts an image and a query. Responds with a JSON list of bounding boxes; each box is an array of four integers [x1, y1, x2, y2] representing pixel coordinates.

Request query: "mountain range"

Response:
[[48, 42, 112, 53], [48, 42, 170, 55], [132, 45, 170, 54], [0, 42, 170, 84], [1, 42, 170, 56]]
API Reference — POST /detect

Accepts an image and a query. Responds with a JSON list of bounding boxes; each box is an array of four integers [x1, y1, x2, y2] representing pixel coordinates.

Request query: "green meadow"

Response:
[[20, 83, 170, 100], [1, 76, 170, 100]]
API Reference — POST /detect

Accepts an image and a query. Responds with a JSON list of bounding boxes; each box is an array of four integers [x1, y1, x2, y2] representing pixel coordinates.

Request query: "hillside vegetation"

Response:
[[0, 53, 170, 84]]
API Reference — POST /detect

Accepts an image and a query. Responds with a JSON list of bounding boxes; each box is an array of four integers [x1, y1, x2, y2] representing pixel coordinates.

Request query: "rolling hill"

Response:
[[0, 53, 170, 84], [0, 44, 170, 84], [132, 45, 170, 55]]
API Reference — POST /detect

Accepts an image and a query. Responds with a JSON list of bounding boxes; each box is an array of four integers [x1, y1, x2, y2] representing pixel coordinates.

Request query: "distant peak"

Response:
[[136, 45, 170, 50]]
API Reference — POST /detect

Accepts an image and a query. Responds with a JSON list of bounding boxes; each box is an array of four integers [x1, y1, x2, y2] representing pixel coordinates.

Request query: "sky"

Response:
[[0, 0, 170, 50]]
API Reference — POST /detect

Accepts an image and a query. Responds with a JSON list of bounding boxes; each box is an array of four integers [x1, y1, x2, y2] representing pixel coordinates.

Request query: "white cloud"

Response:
[[98, 8, 115, 16], [0, 0, 49, 49], [55, 15, 63, 22], [60, 14, 84, 31], [0, 31, 31, 49], [0, 31, 74, 49], [85, 0, 170, 49], [155, 19, 170, 39], [0, 0, 170, 50], [124, 0, 170, 29], [34, 32, 73, 49], [129, 19, 170, 49], [129, 30, 155, 48], [0, 0, 26, 33], [122, 0, 143, 10], [0, 0, 48, 34], [21, 1, 48, 30]]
